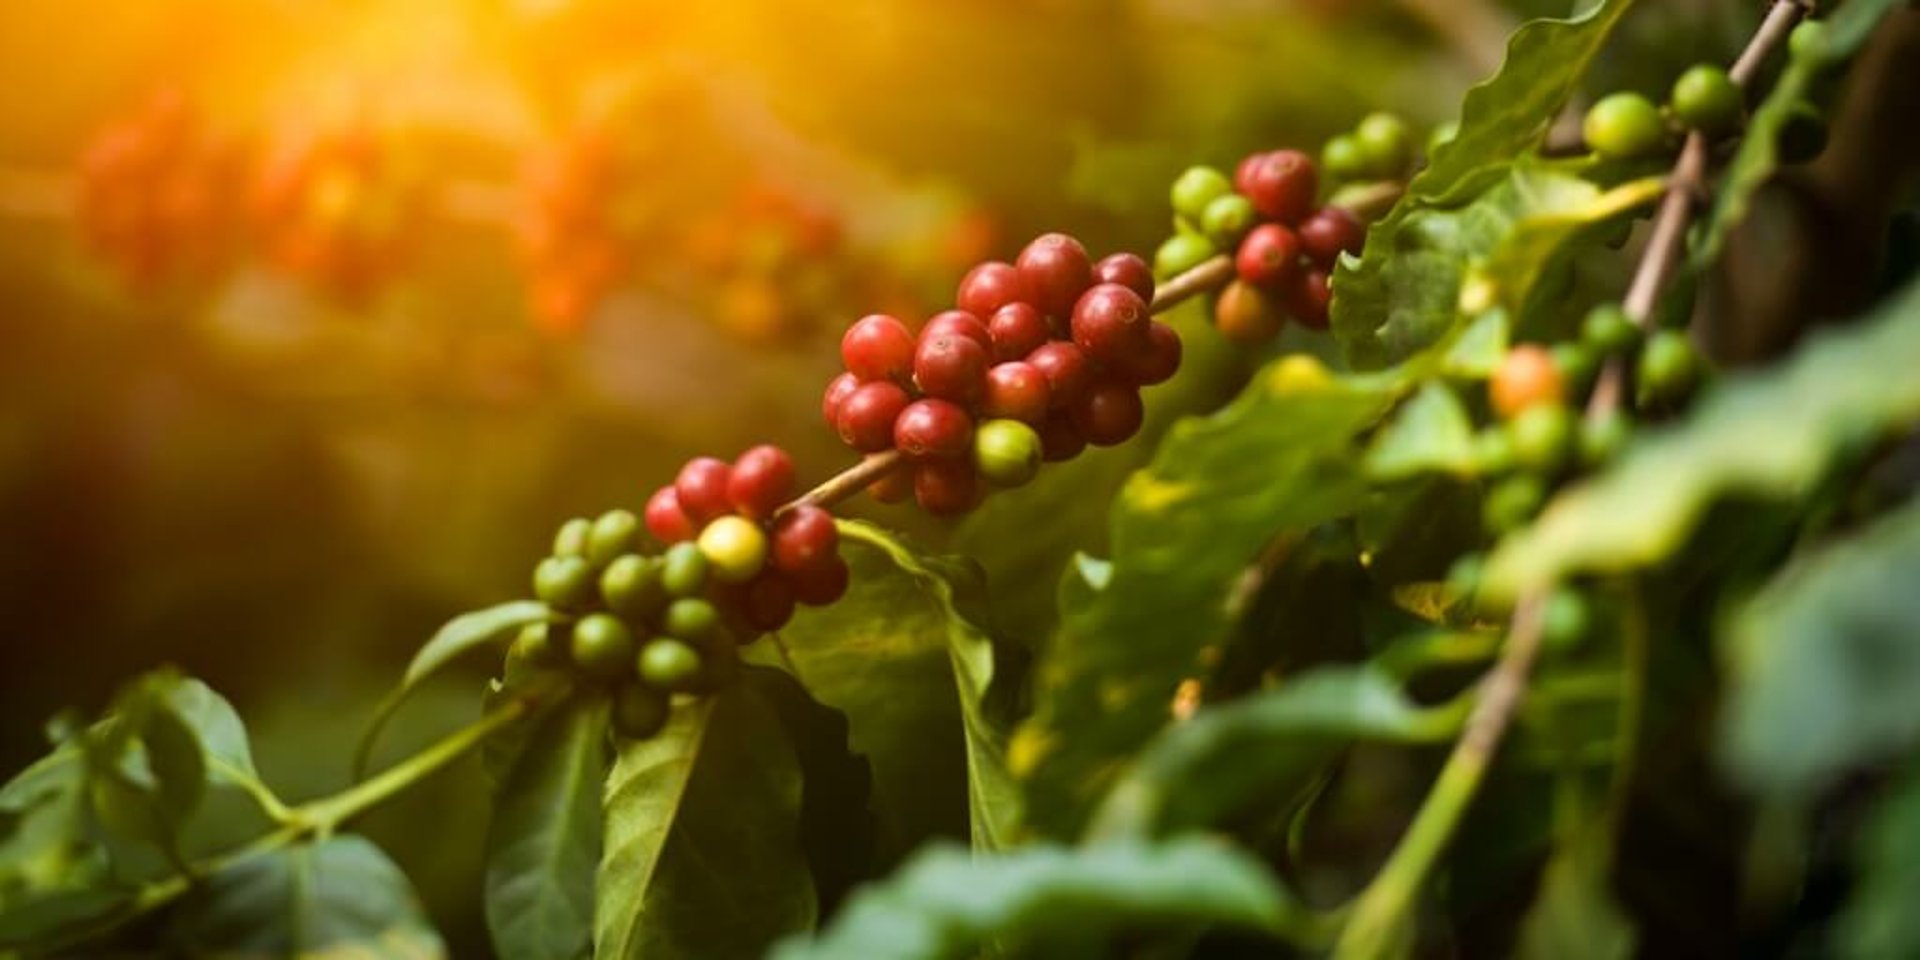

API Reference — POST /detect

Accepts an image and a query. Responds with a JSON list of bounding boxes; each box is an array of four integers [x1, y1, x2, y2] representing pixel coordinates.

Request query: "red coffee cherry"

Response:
[[1242, 149, 1318, 224], [913, 328, 991, 404], [674, 457, 734, 524], [1092, 252, 1155, 302], [894, 399, 975, 460], [1286, 267, 1332, 331], [743, 572, 796, 632], [913, 460, 979, 516], [1037, 412, 1088, 462], [1071, 282, 1153, 365], [1234, 150, 1271, 195], [644, 485, 695, 544], [837, 381, 912, 452], [790, 554, 851, 606], [1298, 207, 1365, 268], [920, 309, 994, 355], [1072, 380, 1146, 447], [982, 362, 1052, 425], [822, 371, 860, 429], [956, 261, 1029, 319], [1026, 341, 1094, 410], [1214, 280, 1286, 343], [987, 302, 1050, 362], [771, 504, 840, 576], [727, 445, 795, 519], [1236, 224, 1302, 289], [841, 314, 916, 383], [1016, 233, 1094, 319], [1113, 321, 1182, 387]]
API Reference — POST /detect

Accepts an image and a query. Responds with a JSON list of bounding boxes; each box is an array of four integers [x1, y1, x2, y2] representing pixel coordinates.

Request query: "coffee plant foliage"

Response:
[[5, 0, 1920, 957]]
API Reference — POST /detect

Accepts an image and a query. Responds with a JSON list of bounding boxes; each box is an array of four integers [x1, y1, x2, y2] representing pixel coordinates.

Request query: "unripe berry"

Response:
[[1637, 329, 1701, 407], [743, 573, 797, 633], [1788, 19, 1827, 58], [674, 457, 734, 525], [1298, 207, 1365, 268], [914, 460, 979, 516], [1200, 194, 1258, 246], [638, 638, 703, 691], [611, 684, 669, 739], [771, 505, 839, 576], [790, 554, 851, 607], [1154, 233, 1216, 280], [601, 554, 667, 621], [1354, 112, 1415, 178], [587, 509, 641, 567], [1037, 413, 1087, 462], [1016, 233, 1094, 319], [1483, 474, 1547, 534], [1580, 411, 1632, 468], [1583, 93, 1667, 160], [921, 309, 994, 355], [837, 381, 912, 452], [982, 361, 1052, 425], [1489, 344, 1566, 419], [955, 261, 1029, 319], [1072, 381, 1145, 447], [644, 486, 695, 545], [552, 517, 591, 558], [1321, 134, 1369, 182], [1026, 342, 1095, 411], [1508, 404, 1576, 474], [987, 302, 1050, 362], [1670, 64, 1743, 136], [571, 613, 638, 681], [663, 597, 726, 648], [1241, 150, 1318, 224], [821, 371, 860, 429], [509, 622, 564, 671], [841, 314, 915, 383], [894, 399, 975, 460], [1092, 252, 1155, 302], [974, 419, 1043, 488], [1071, 283, 1152, 364], [1580, 304, 1640, 355], [1213, 280, 1285, 343], [533, 555, 597, 611], [1540, 588, 1591, 653], [1170, 165, 1233, 223], [659, 541, 710, 597], [698, 515, 769, 584], [727, 445, 795, 519], [1236, 224, 1302, 289], [1286, 268, 1333, 332], [1550, 342, 1597, 395], [913, 327, 991, 404]]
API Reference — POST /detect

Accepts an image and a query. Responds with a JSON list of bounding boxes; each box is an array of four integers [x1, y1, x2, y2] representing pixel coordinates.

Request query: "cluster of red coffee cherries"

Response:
[[822, 232, 1182, 515], [514, 129, 628, 337], [640, 445, 850, 635], [75, 91, 246, 290], [251, 120, 423, 305]]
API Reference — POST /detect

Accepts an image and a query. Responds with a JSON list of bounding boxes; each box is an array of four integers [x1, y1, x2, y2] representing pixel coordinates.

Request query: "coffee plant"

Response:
[[5, 0, 1920, 957]]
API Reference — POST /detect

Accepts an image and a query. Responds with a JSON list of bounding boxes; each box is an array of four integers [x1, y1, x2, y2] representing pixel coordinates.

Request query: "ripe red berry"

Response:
[[1214, 280, 1286, 343], [1092, 252, 1155, 302], [841, 314, 915, 383], [789, 554, 851, 606], [868, 467, 913, 503], [1037, 412, 1087, 462], [1233, 151, 1271, 195], [987, 302, 1050, 362], [1071, 282, 1153, 365], [914, 460, 979, 516], [1015, 233, 1094, 319], [1287, 268, 1333, 331], [894, 399, 975, 460], [744, 572, 796, 632], [1072, 381, 1145, 447], [1298, 207, 1365, 268], [771, 504, 840, 576], [822, 371, 859, 429], [1026, 341, 1094, 410], [920, 309, 994, 355], [674, 457, 734, 524], [727, 445, 794, 519], [837, 381, 912, 452], [913, 328, 991, 404], [1236, 224, 1302, 289], [644, 485, 695, 544], [982, 361, 1052, 425], [1113, 321, 1182, 387], [956, 261, 1029, 319], [1242, 149, 1318, 224]]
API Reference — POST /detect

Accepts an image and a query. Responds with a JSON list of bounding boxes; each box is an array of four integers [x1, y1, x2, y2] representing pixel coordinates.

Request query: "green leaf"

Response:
[[357, 600, 555, 775], [1835, 761, 1920, 959], [1718, 498, 1920, 800], [1515, 829, 1636, 960], [153, 676, 263, 794], [769, 838, 1302, 960], [1016, 364, 1403, 837], [765, 521, 1022, 856], [745, 667, 878, 918], [1483, 277, 1920, 599], [595, 682, 813, 960], [167, 835, 446, 958], [1365, 382, 1477, 481], [485, 697, 609, 960], [1086, 667, 1466, 842]]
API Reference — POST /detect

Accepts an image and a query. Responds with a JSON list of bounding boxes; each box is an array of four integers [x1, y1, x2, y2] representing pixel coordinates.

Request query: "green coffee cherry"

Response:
[[1154, 233, 1216, 280], [1508, 405, 1576, 474], [1322, 133, 1370, 182], [533, 555, 597, 611], [601, 554, 667, 621], [611, 684, 670, 739], [1670, 64, 1743, 136], [571, 613, 638, 681], [587, 509, 642, 567], [660, 541, 710, 597], [1550, 343, 1598, 394], [1170, 166, 1234, 223], [504, 623, 565, 684], [1483, 474, 1548, 534], [1580, 411, 1632, 468], [1584, 92, 1668, 160], [698, 516, 768, 584], [974, 419, 1042, 488], [1540, 588, 1591, 652], [639, 638, 704, 691], [552, 518, 592, 558], [1637, 329, 1701, 407], [1354, 112, 1416, 178], [1788, 20, 1827, 59], [662, 598, 726, 648], [1200, 194, 1258, 246], [1580, 304, 1640, 355], [1471, 427, 1516, 475]]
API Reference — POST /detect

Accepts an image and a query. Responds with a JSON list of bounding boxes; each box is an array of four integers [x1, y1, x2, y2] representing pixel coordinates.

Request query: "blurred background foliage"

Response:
[[0, 0, 1846, 954]]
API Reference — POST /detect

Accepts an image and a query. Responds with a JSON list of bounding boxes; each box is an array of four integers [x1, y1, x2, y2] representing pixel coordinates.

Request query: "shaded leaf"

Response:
[[1835, 761, 1920, 959], [746, 667, 877, 919], [1365, 382, 1478, 481], [1515, 830, 1636, 960], [485, 698, 609, 960]]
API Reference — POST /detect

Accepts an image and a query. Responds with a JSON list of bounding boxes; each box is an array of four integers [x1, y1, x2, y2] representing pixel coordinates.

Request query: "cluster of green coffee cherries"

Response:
[[1319, 112, 1423, 187], [1581, 37, 1823, 165]]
